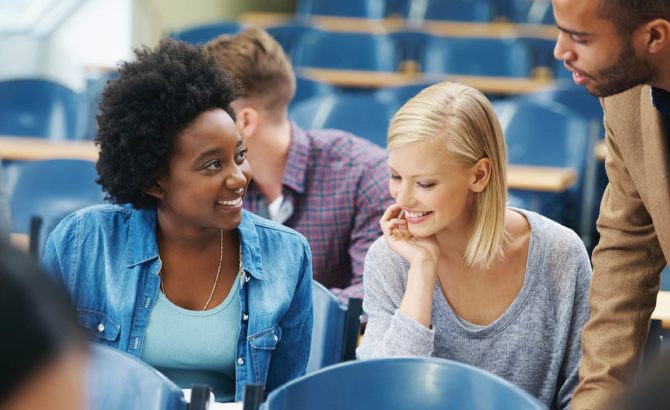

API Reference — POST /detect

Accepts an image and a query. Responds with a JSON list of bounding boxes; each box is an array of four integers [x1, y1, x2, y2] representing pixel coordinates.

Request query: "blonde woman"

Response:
[[357, 82, 591, 410]]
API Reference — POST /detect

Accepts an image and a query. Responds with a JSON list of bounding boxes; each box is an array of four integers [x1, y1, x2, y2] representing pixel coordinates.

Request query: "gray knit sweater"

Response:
[[357, 209, 592, 410]]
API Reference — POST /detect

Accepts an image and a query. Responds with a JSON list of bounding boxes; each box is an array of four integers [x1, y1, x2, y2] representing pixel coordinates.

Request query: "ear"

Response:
[[235, 106, 260, 139], [470, 158, 492, 193], [644, 18, 670, 55], [143, 177, 166, 199]]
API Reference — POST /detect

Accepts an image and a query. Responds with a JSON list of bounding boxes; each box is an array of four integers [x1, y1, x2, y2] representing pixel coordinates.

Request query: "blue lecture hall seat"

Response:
[[259, 358, 548, 410], [169, 21, 243, 45], [404, 0, 493, 22], [0, 79, 84, 140], [296, 0, 388, 18], [292, 31, 402, 72], [289, 94, 398, 148], [89, 343, 214, 410], [512, 0, 555, 24], [2, 159, 106, 259], [495, 100, 591, 229], [374, 82, 436, 106], [307, 281, 362, 374], [422, 37, 535, 78], [292, 77, 336, 106]]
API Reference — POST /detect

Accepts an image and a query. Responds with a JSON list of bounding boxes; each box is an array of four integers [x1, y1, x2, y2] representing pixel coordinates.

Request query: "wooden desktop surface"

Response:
[[652, 291, 670, 329], [297, 68, 555, 94], [238, 12, 560, 40], [1, 136, 576, 193], [594, 140, 607, 162]]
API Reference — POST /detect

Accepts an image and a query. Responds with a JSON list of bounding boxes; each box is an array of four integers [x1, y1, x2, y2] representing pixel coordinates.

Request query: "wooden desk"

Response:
[[297, 68, 555, 94], [237, 12, 559, 40], [652, 291, 670, 329], [0, 136, 98, 162], [507, 165, 576, 192], [594, 140, 607, 162]]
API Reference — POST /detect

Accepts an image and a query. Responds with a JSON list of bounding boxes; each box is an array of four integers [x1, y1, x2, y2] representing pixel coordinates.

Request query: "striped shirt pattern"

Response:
[[243, 120, 393, 304]]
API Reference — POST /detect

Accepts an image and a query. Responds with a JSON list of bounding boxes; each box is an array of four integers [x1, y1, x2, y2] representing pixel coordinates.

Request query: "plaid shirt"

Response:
[[243, 120, 393, 305]]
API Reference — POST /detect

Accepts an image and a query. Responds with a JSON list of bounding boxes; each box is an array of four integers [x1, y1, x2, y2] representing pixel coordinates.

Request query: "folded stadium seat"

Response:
[[293, 31, 403, 72], [256, 358, 546, 410], [288, 94, 399, 147], [307, 281, 362, 374], [266, 24, 314, 59], [292, 77, 336, 107], [422, 37, 534, 78], [2, 159, 106, 259], [493, 100, 592, 233], [0, 79, 85, 140], [553, 58, 574, 80], [404, 0, 493, 23], [374, 82, 437, 106], [169, 21, 243, 45], [88, 343, 213, 410], [296, 0, 389, 18]]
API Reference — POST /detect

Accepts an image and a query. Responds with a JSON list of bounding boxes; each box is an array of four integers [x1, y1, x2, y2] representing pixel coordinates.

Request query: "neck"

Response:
[[434, 199, 476, 266], [155, 206, 230, 252], [247, 118, 292, 203], [650, 52, 670, 92]]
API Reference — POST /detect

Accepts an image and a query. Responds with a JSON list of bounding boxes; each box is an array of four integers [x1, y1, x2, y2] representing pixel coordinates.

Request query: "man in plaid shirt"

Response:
[[205, 27, 392, 304]]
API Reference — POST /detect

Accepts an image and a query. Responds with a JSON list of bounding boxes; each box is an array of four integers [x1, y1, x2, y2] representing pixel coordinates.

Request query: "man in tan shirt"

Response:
[[552, 0, 670, 408]]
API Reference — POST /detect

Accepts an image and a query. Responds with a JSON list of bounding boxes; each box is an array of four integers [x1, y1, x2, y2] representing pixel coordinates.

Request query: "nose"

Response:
[[224, 164, 248, 190], [554, 31, 575, 63], [394, 183, 414, 209]]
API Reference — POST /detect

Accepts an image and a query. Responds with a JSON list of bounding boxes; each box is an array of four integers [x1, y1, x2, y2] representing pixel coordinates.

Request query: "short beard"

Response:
[[588, 38, 656, 98]]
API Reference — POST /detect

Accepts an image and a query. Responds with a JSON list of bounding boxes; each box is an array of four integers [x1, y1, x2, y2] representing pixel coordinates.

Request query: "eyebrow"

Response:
[[556, 24, 591, 37], [194, 139, 243, 163], [388, 165, 439, 178]]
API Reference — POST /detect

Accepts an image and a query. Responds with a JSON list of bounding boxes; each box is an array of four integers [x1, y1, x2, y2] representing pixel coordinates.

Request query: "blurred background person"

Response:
[[204, 27, 392, 306], [0, 242, 87, 410]]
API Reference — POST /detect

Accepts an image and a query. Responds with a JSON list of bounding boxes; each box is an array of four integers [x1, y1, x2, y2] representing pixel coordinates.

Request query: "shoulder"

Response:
[[305, 128, 389, 168], [52, 204, 135, 238], [601, 84, 645, 116], [243, 210, 310, 251]]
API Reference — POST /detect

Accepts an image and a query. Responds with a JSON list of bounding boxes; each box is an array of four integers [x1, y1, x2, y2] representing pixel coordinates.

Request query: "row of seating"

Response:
[[294, 0, 555, 25], [173, 25, 566, 79]]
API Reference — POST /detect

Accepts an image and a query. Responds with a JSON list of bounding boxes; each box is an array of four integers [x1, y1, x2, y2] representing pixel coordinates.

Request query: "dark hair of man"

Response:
[[0, 243, 85, 405], [95, 38, 242, 209], [598, 0, 670, 37]]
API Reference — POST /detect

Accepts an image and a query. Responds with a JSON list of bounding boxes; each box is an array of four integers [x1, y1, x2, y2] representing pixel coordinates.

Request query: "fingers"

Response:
[[380, 204, 402, 225]]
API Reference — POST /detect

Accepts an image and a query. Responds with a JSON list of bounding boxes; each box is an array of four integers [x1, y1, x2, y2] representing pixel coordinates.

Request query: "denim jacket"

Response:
[[41, 204, 313, 401]]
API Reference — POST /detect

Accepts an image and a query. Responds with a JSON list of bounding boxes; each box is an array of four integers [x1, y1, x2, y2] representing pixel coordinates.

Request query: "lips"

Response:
[[403, 209, 434, 224]]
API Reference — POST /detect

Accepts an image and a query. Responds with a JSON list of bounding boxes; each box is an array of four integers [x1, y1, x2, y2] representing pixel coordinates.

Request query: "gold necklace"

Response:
[[159, 230, 243, 311]]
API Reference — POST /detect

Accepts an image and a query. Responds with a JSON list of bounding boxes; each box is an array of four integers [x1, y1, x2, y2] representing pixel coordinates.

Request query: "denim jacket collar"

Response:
[[125, 207, 266, 280]]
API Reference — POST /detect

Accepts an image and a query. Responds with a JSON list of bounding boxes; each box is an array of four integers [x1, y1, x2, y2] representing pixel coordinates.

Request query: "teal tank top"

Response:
[[140, 282, 241, 403]]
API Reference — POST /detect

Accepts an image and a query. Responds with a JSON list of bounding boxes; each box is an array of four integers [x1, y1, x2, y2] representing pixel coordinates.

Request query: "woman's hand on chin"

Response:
[[381, 204, 439, 269]]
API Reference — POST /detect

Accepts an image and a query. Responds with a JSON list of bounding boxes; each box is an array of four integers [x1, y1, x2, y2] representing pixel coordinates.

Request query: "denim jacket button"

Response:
[[245, 275, 250, 283], [243, 314, 249, 320], [238, 357, 244, 365], [97, 323, 105, 333], [274, 335, 278, 342]]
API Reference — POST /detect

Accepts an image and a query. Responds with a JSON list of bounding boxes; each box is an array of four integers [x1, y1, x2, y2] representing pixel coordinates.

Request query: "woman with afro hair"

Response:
[[41, 38, 313, 403]]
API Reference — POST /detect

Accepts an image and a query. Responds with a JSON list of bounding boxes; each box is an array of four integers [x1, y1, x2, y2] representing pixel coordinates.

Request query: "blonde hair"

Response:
[[388, 82, 508, 271], [204, 27, 296, 120]]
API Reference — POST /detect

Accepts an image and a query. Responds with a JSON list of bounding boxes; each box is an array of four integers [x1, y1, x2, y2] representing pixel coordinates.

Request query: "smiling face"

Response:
[[153, 108, 252, 232], [553, 0, 655, 97], [388, 142, 478, 238]]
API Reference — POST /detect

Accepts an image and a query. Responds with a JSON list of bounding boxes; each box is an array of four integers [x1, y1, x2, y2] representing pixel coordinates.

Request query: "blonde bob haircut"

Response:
[[387, 81, 508, 271]]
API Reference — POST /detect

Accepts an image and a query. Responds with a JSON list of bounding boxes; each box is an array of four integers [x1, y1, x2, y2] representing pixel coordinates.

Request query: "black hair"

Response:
[[0, 243, 85, 404], [95, 38, 243, 209], [598, 0, 670, 37]]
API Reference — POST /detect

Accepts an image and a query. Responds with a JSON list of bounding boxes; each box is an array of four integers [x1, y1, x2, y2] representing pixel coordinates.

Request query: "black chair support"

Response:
[[188, 385, 212, 410], [643, 319, 663, 371], [28, 216, 42, 262], [243, 384, 265, 410], [342, 298, 363, 362]]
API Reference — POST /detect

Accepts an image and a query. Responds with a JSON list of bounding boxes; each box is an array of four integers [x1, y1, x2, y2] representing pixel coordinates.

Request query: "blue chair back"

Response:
[[293, 31, 402, 71], [525, 84, 604, 136], [404, 0, 493, 22], [297, 0, 388, 18], [307, 281, 346, 373], [0, 79, 84, 140], [266, 24, 313, 58], [261, 357, 548, 410], [289, 94, 397, 147], [512, 0, 554, 24], [3, 159, 106, 241], [89, 343, 189, 410], [374, 82, 436, 106], [169, 21, 243, 45], [292, 77, 336, 106], [423, 37, 534, 78]]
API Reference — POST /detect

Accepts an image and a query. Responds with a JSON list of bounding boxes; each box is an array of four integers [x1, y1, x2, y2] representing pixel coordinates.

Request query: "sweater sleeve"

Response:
[[556, 238, 593, 410], [356, 239, 435, 359]]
